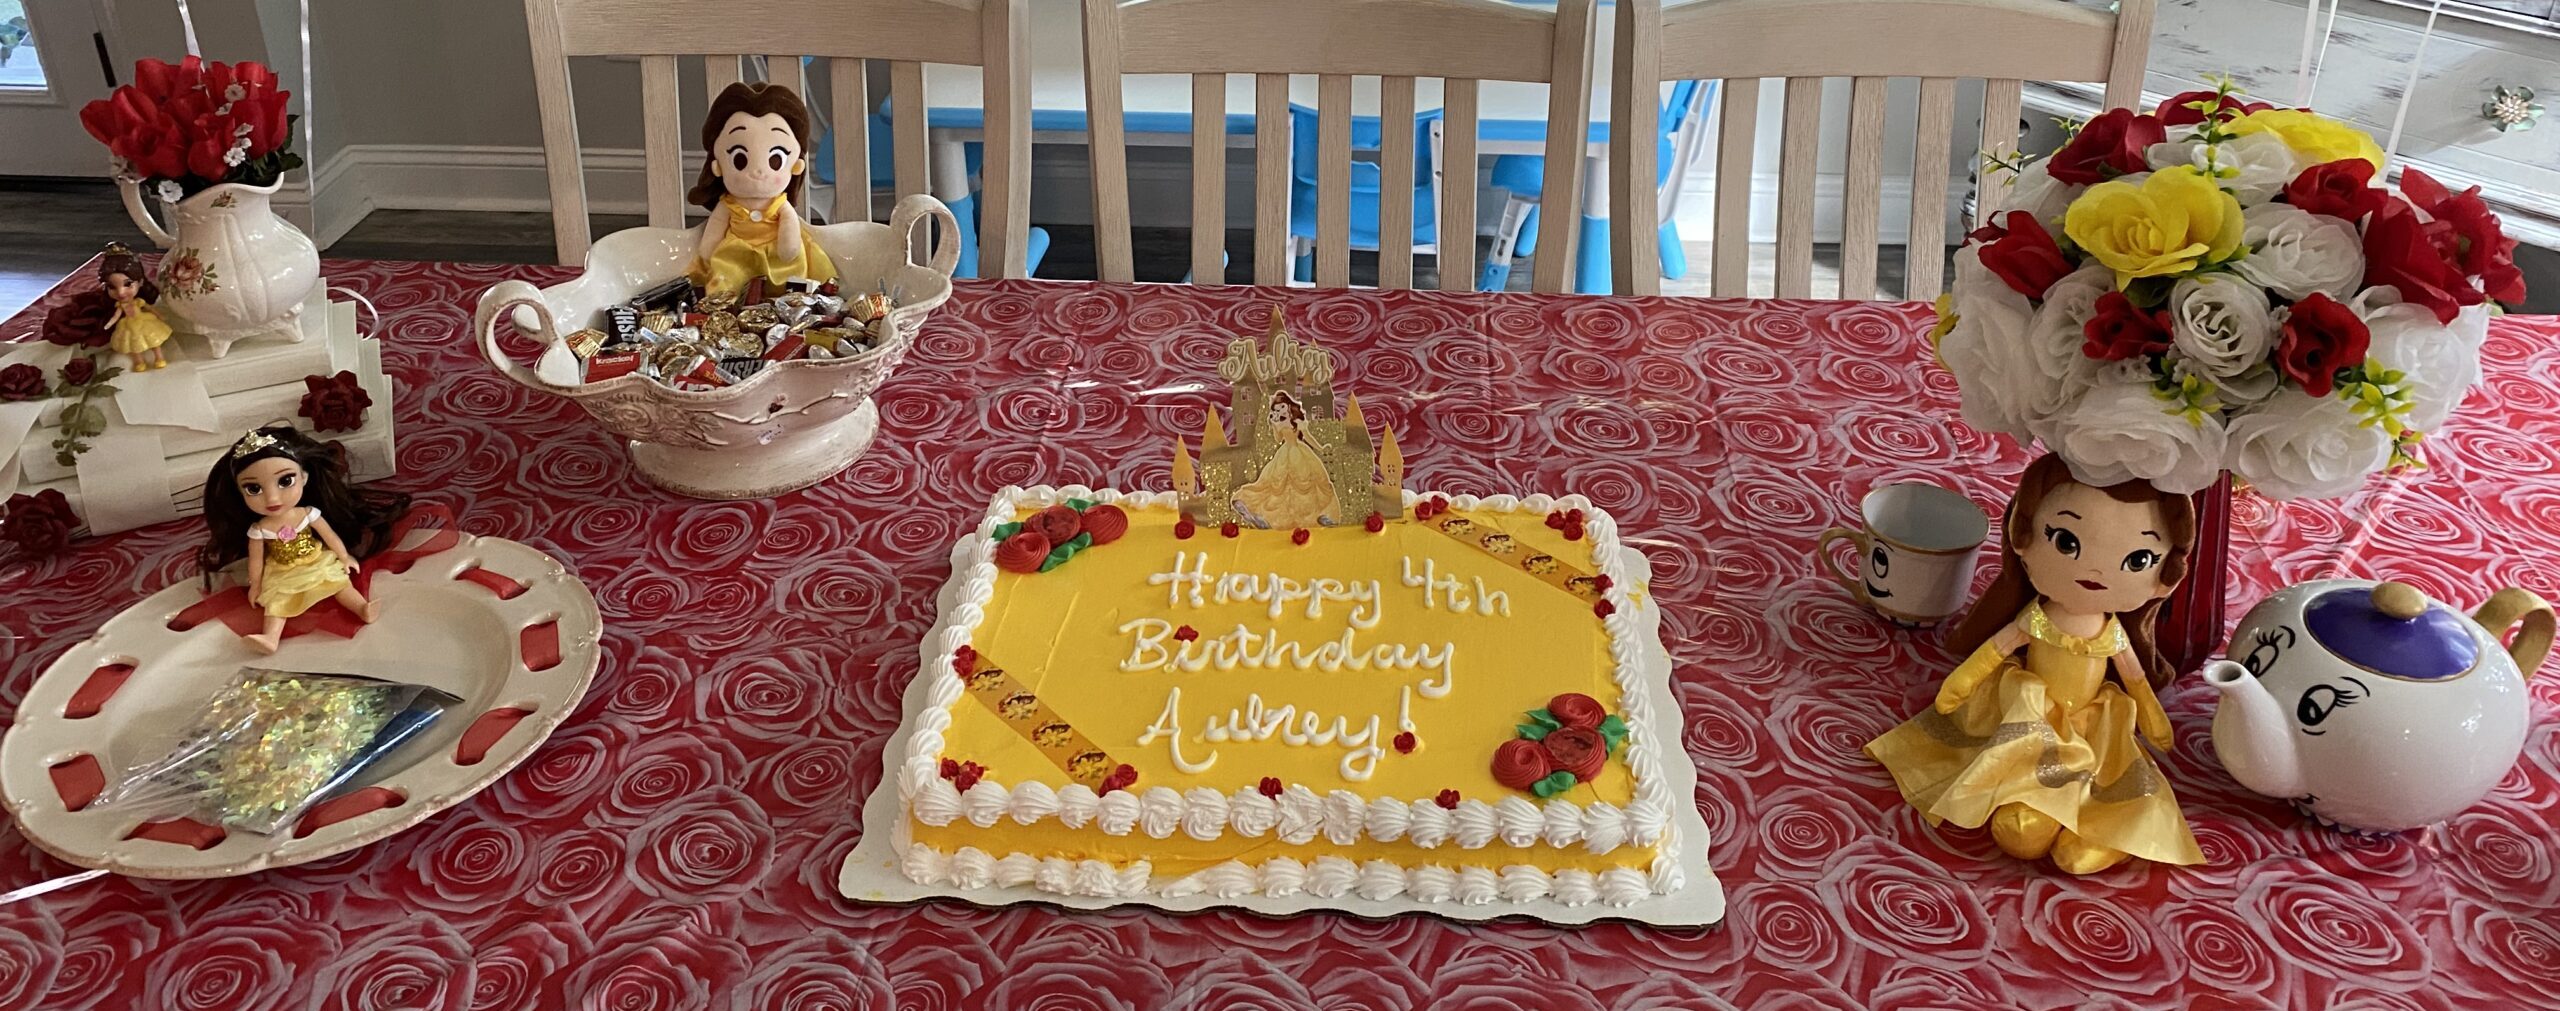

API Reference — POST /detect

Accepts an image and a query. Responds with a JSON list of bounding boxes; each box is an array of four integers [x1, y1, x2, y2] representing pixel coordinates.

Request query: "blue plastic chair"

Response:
[[813, 112, 1051, 279], [1281, 104, 1445, 283], [1480, 79, 1713, 294]]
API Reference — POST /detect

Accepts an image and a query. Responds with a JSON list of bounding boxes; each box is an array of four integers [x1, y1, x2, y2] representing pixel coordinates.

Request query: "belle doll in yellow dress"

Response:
[[687, 82, 837, 298], [99, 245, 173, 371], [198, 426, 412, 654], [1231, 391, 1340, 528], [1865, 453, 2206, 874]]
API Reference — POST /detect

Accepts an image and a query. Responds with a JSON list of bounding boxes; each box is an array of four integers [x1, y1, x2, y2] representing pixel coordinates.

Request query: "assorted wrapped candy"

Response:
[[99, 669, 459, 835], [571, 276, 899, 389]]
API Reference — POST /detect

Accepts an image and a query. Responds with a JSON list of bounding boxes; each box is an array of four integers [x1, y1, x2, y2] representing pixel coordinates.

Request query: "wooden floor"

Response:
[[2, 178, 1913, 319]]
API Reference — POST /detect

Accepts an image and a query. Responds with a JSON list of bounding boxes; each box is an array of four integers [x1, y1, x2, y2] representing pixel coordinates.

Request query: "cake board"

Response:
[[839, 539, 1727, 928]]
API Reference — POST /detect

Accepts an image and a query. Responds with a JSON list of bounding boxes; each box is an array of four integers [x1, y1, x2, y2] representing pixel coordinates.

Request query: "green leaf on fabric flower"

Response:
[[991, 521, 1023, 542], [1530, 771, 1578, 798]]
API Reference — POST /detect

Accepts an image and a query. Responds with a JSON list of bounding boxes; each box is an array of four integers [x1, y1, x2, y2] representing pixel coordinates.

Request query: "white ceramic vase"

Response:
[[115, 178, 322, 356]]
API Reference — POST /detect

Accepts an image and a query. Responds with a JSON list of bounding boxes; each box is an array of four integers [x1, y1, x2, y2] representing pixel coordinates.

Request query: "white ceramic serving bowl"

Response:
[[471, 193, 957, 499]]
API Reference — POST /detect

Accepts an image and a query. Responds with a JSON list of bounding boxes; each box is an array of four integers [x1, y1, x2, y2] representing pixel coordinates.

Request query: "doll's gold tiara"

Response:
[[230, 430, 278, 459]]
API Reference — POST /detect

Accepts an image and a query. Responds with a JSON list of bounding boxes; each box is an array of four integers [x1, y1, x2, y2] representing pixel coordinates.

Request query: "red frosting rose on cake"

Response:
[[1028, 505, 1083, 545], [1490, 739, 1554, 790], [1545, 693, 1605, 730], [995, 530, 1052, 573], [1543, 726, 1607, 782], [1077, 504, 1128, 545]]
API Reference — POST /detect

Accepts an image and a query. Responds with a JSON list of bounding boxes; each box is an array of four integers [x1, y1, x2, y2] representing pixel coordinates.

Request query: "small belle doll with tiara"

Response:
[[1864, 453, 2206, 875], [688, 81, 838, 298], [99, 244, 174, 371], [198, 426, 411, 653]]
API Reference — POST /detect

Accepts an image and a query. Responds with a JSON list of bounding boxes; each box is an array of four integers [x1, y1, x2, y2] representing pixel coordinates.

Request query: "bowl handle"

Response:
[[473, 279, 564, 392], [888, 193, 962, 277]]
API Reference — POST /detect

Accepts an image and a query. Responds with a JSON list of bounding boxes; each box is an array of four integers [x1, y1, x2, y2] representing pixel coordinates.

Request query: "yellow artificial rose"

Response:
[[1928, 293, 1959, 352], [2062, 166, 2245, 287], [2225, 108, 2385, 170]]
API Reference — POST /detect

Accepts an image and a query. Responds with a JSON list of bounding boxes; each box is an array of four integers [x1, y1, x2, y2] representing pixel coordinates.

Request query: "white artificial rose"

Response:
[[2145, 140, 2204, 173], [2167, 274, 2278, 382], [2033, 370, 2228, 494], [2230, 204, 2364, 302], [2226, 388, 2393, 500], [2207, 131, 2303, 206], [2360, 301, 2488, 433], [1938, 247, 2043, 440], [2173, 355, 2283, 407], [1995, 160, 2084, 229], [2020, 265, 2117, 423]]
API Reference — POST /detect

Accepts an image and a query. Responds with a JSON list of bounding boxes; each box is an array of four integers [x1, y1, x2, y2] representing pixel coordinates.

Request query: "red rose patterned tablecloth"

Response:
[[3, 261, 2559, 1010]]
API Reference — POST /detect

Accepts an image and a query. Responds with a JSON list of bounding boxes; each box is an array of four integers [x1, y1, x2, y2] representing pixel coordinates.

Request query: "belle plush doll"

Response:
[[688, 82, 838, 297], [99, 245, 173, 371], [1865, 453, 2206, 874], [1231, 391, 1339, 528], [198, 426, 412, 653]]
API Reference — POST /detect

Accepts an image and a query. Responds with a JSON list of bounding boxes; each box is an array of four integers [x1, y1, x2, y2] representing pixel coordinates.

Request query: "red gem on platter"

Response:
[[940, 758, 961, 779], [1393, 731, 1417, 754], [1174, 517, 1196, 539], [1434, 789, 1461, 810], [1258, 776, 1284, 798], [1594, 600, 1616, 618], [1593, 575, 1614, 593], [1292, 528, 1311, 545], [1365, 512, 1385, 533], [1173, 625, 1199, 642], [1221, 522, 1241, 538], [1545, 512, 1566, 530]]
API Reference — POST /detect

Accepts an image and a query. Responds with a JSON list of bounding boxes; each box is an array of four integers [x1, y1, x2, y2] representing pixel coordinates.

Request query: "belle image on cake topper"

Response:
[[1169, 307, 1404, 528]]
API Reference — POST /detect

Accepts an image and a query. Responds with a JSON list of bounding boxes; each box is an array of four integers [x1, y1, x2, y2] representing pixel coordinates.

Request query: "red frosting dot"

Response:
[[995, 530, 1053, 573], [1221, 522, 1241, 538], [1365, 512, 1385, 533], [1545, 512, 1567, 530], [1173, 625, 1199, 642], [1594, 575, 1614, 593], [1568, 508, 1585, 523], [939, 758, 961, 779], [953, 761, 987, 792], [1258, 776, 1284, 798], [1292, 528, 1311, 546], [1434, 789, 1461, 810], [1174, 517, 1197, 539], [1079, 504, 1130, 545], [1563, 525, 1585, 542], [1593, 600, 1616, 618], [1393, 731, 1417, 754]]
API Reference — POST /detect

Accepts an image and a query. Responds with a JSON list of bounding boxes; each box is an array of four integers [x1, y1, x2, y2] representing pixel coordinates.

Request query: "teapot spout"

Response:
[[2203, 660, 2307, 801]]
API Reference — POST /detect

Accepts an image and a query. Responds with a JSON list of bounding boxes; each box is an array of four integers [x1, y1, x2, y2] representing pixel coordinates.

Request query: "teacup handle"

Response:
[[2473, 587, 2554, 679], [887, 193, 962, 277], [115, 178, 178, 249], [472, 279, 565, 392], [1817, 528, 1871, 604]]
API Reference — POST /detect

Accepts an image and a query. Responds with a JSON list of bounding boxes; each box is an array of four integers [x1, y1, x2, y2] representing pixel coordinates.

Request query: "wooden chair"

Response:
[[1079, 0, 1598, 291], [521, 0, 1036, 276], [1609, 0, 2156, 299]]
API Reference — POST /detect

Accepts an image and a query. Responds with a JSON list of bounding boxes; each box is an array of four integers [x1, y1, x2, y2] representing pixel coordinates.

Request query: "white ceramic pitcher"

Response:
[[116, 178, 321, 355]]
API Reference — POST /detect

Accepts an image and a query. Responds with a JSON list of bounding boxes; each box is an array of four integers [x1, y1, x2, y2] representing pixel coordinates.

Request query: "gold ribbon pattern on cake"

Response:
[[1414, 510, 1618, 602], [959, 656, 1123, 787]]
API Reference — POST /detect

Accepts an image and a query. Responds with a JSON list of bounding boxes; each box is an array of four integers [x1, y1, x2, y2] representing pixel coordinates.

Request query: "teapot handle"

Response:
[[2472, 588, 2554, 679], [115, 178, 178, 249]]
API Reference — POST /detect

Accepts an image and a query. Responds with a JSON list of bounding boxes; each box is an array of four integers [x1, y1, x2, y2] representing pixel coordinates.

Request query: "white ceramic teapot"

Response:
[[2203, 579, 2552, 833]]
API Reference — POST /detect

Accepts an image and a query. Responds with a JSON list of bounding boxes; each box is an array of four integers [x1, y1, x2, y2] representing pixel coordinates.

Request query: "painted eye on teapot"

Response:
[[2242, 626, 2295, 676], [2294, 676, 2368, 736], [1869, 546, 1890, 576]]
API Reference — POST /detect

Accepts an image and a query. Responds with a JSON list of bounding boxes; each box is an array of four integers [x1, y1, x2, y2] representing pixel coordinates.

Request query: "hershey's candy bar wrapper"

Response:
[[605, 305, 642, 345], [718, 356, 770, 382]]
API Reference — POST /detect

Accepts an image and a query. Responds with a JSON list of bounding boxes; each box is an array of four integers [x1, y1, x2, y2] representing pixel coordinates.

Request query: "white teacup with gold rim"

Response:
[[1819, 483, 1989, 626]]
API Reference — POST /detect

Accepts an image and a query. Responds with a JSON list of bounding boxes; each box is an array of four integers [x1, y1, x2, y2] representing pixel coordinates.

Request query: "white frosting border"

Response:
[[885, 485, 1686, 906]]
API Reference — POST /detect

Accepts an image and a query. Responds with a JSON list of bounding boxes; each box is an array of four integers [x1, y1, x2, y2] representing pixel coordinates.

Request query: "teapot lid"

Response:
[[2305, 582, 2477, 681]]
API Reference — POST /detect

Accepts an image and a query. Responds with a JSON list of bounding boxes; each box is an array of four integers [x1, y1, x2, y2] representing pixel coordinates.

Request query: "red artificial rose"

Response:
[[2155, 89, 2272, 128], [41, 290, 115, 348], [2400, 167, 2526, 304], [2363, 201, 2485, 325], [994, 529, 1052, 573], [131, 56, 206, 101], [59, 356, 96, 388], [2045, 108, 2167, 185], [1028, 504, 1082, 545], [1546, 693, 1606, 730], [2275, 293, 2372, 397], [2, 489, 79, 557], [298, 371, 373, 432], [1976, 211, 2075, 298], [1490, 739, 1554, 791], [0, 364, 47, 402], [2081, 291, 2175, 361], [2284, 159, 2386, 223], [1077, 504, 1128, 545], [1542, 726, 1607, 782]]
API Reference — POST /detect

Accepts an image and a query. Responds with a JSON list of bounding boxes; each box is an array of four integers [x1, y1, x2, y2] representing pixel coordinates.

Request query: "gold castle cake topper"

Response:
[[1172, 307, 1405, 528]]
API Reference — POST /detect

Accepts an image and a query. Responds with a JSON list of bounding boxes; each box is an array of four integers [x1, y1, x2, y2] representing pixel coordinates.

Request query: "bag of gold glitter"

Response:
[[98, 668, 460, 835]]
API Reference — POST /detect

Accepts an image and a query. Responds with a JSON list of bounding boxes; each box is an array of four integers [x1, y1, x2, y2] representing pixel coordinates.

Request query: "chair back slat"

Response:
[[1773, 77, 1822, 299], [830, 58, 873, 224], [1837, 75, 1890, 300], [1314, 76, 1356, 289], [1617, 0, 2156, 300], [1252, 74, 1293, 286], [1377, 75, 1420, 290], [1082, 0, 1588, 291], [1608, 4, 1663, 294], [1977, 78, 2024, 228], [1191, 73, 1229, 285], [1905, 76, 1958, 299], [1438, 79, 1481, 292], [1709, 76, 1758, 298], [522, 0, 1033, 273], [640, 55, 687, 229]]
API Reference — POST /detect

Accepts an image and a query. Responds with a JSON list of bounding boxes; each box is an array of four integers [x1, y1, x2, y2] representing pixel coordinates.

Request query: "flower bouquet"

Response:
[[78, 56, 301, 200], [1937, 83, 2525, 501]]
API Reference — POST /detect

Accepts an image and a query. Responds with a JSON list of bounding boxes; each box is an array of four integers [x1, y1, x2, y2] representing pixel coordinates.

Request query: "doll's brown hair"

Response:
[[197, 426, 412, 591], [97, 244, 160, 304], [1945, 452, 2198, 687], [688, 82, 813, 211]]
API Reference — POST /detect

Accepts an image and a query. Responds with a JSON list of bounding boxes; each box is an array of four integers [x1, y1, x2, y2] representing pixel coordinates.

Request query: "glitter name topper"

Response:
[[1170, 307, 1406, 530]]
